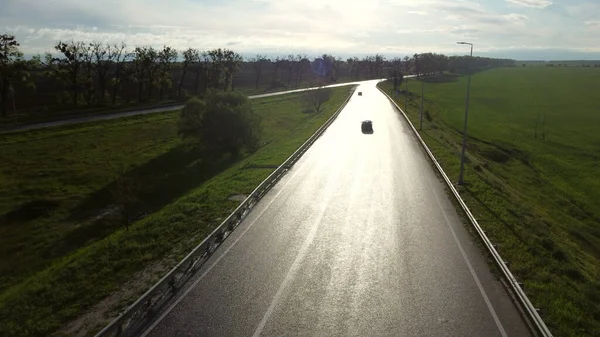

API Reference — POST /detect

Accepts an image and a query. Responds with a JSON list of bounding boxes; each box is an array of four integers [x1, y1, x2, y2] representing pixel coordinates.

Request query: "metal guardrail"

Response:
[[377, 84, 553, 337], [94, 85, 357, 337]]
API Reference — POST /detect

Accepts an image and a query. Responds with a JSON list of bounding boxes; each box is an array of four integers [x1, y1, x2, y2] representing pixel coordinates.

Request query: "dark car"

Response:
[[358, 91, 362, 96], [361, 120, 373, 133]]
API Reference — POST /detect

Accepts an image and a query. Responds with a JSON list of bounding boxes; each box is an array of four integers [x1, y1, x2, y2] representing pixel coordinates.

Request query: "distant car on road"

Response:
[[358, 91, 362, 96], [361, 120, 373, 133]]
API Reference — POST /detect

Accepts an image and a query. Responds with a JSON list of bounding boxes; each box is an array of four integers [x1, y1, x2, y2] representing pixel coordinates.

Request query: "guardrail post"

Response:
[[145, 298, 154, 316], [187, 258, 194, 272], [168, 275, 177, 292]]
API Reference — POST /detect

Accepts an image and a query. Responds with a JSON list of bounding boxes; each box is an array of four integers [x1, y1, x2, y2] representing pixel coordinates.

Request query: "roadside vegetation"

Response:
[[0, 85, 354, 337], [1, 33, 514, 128], [379, 66, 600, 336]]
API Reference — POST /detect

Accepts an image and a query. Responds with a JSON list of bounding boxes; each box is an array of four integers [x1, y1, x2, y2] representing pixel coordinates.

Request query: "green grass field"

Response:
[[0, 85, 354, 337], [380, 67, 600, 336]]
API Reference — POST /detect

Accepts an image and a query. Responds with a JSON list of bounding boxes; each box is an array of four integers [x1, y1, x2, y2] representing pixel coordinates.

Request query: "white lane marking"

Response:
[[428, 179, 508, 337], [251, 133, 349, 337], [140, 165, 306, 337], [251, 198, 328, 337]]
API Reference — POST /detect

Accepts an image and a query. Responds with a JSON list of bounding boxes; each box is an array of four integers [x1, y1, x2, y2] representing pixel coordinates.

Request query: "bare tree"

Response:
[[202, 48, 242, 91], [390, 57, 402, 77], [222, 49, 243, 91], [109, 43, 128, 105], [319, 54, 336, 81], [346, 58, 355, 80], [144, 47, 159, 100], [374, 54, 385, 78], [272, 56, 283, 84], [0, 35, 39, 117], [402, 56, 411, 74], [286, 54, 296, 85], [302, 86, 332, 113], [81, 43, 94, 106], [295, 54, 309, 85], [347, 57, 360, 79], [179, 48, 199, 98], [362, 55, 375, 78], [130, 48, 145, 102], [251, 54, 267, 89], [157, 45, 178, 100], [91, 42, 116, 105], [131, 46, 159, 101], [199, 51, 211, 94], [47, 40, 87, 106], [419, 52, 436, 75], [206, 49, 226, 89], [436, 53, 448, 74]]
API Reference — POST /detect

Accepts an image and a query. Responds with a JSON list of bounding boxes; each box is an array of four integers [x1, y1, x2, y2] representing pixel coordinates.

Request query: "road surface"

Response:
[[141, 80, 531, 337], [0, 80, 386, 134]]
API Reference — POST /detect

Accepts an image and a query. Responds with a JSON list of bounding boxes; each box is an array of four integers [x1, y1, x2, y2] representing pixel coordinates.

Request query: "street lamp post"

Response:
[[457, 41, 473, 185]]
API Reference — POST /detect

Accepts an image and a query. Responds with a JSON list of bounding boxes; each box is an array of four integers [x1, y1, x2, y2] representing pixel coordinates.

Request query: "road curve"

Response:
[[0, 79, 392, 134], [142, 79, 530, 337]]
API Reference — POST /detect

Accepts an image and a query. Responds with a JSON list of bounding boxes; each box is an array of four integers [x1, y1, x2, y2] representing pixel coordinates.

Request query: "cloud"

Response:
[[437, 2, 527, 26], [584, 20, 600, 34], [503, 13, 529, 23], [563, 2, 600, 20], [407, 10, 428, 15], [450, 28, 480, 35], [505, 0, 552, 9], [396, 28, 449, 35], [1, 0, 599, 60]]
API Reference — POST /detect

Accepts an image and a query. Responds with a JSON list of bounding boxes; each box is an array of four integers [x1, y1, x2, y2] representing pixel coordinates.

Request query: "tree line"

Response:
[[0, 34, 516, 117]]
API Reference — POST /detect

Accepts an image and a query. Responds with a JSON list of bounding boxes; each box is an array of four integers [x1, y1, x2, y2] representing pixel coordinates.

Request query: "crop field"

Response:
[[0, 85, 354, 337], [380, 66, 600, 336]]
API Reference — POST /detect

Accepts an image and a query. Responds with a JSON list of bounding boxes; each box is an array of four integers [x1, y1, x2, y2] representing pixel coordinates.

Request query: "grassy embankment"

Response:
[[0, 85, 354, 337], [379, 67, 600, 336]]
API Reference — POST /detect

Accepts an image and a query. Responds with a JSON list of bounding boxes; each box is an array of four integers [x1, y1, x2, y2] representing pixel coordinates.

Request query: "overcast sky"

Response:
[[1, 0, 599, 60]]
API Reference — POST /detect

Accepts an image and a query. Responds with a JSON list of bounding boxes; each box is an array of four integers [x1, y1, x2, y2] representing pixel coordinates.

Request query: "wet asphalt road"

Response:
[[142, 80, 531, 337]]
